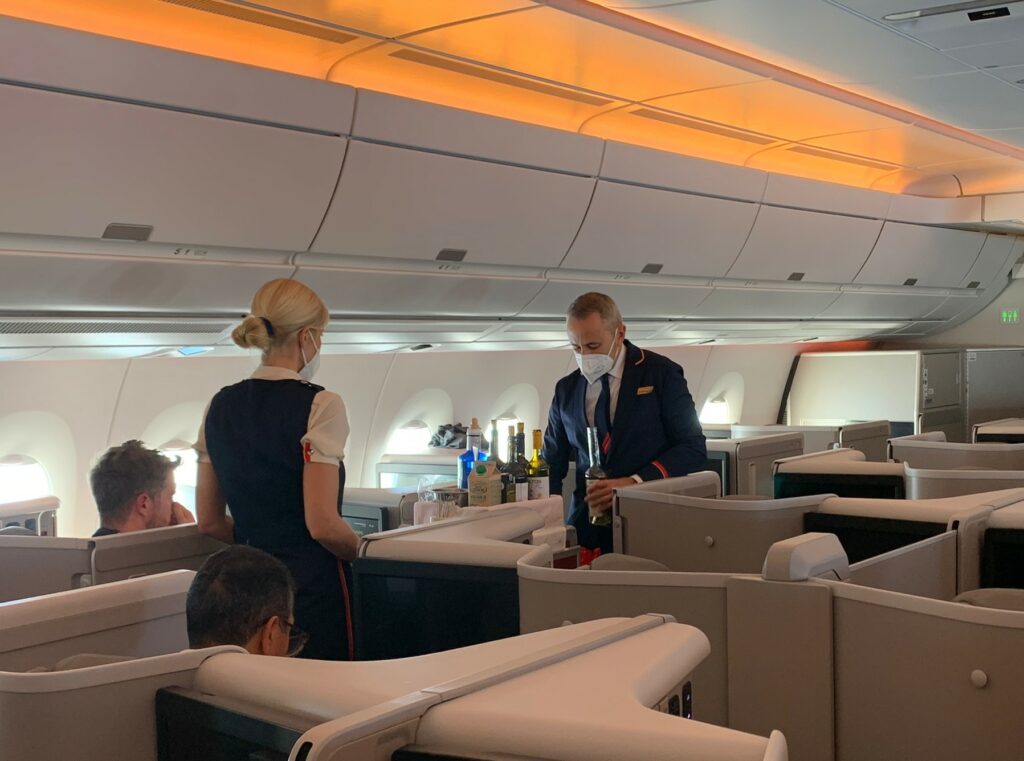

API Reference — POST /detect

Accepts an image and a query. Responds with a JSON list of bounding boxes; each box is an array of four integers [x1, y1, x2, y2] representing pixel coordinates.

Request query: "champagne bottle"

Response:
[[528, 429, 550, 500], [515, 422, 528, 468], [585, 426, 611, 526]]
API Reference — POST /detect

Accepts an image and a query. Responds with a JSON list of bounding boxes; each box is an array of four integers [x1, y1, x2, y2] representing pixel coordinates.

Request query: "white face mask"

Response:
[[575, 335, 620, 385], [299, 330, 321, 382]]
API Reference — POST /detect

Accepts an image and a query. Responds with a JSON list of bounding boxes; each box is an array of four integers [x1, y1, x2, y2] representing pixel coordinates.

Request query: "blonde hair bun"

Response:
[[231, 314, 273, 350], [235, 279, 329, 355]]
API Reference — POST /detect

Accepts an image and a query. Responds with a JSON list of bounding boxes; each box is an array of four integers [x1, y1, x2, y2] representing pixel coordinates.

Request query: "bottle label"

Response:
[[515, 482, 529, 502], [528, 477, 549, 500]]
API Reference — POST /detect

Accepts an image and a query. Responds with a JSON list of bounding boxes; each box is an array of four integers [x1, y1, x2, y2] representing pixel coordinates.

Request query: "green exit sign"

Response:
[[1002, 309, 1020, 324]]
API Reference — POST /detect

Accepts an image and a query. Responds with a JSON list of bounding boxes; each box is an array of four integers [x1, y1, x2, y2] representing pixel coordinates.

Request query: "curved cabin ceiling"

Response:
[[3, 0, 1024, 196]]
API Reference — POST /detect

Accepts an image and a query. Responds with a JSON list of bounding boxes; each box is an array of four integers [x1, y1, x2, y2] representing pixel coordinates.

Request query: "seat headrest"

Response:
[[954, 588, 1024, 612], [590, 553, 670, 572], [0, 525, 36, 536]]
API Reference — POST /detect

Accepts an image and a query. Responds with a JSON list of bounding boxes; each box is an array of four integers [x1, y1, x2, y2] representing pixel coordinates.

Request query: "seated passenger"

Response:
[[89, 440, 194, 537], [186, 545, 307, 657]]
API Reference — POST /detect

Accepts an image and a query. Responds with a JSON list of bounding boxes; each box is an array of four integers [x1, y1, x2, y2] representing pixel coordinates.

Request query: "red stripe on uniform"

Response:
[[303, 442, 313, 463], [601, 432, 612, 455], [337, 561, 355, 661], [653, 460, 669, 479]]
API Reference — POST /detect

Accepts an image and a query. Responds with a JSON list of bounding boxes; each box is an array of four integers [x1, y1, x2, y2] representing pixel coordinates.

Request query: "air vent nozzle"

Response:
[[436, 249, 467, 262], [903, 278, 919, 287], [967, 280, 982, 289], [788, 272, 805, 282], [642, 263, 664, 274], [103, 223, 153, 242], [409, 343, 433, 352]]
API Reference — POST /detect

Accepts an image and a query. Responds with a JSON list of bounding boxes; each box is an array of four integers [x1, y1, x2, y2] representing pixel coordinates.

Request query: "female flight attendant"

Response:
[[195, 279, 359, 660]]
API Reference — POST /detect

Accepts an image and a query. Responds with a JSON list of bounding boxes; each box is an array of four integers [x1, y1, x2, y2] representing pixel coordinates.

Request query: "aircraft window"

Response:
[[486, 417, 523, 461], [386, 420, 432, 456], [699, 395, 732, 425], [0, 455, 51, 504], [159, 440, 198, 513]]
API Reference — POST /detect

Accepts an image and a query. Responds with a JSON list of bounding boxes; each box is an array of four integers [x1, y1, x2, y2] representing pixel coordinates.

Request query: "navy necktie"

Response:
[[596, 374, 612, 458]]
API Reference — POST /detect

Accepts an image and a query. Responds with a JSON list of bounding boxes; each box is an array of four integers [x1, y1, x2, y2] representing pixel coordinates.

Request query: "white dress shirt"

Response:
[[195, 365, 350, 467], [583, 346, 643, 483], [585, 342, 627, 428]]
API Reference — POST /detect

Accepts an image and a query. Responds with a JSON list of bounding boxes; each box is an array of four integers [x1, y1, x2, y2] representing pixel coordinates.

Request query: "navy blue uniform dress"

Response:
[[203, 373, 353, 661], [543, 341, 707, 553]]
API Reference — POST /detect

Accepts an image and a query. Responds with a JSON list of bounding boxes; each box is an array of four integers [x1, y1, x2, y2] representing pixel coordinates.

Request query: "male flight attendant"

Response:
[[543, 292, 707, 554]]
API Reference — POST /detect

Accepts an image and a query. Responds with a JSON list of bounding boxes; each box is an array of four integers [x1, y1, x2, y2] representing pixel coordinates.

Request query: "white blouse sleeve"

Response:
[[302, 390, 350, 466], [194, 402, 212, 464]]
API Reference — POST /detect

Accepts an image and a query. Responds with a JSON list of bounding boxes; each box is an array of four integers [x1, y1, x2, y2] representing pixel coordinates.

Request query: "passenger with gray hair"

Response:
[[89, 439, 194, 537], [543, 292, 706, 554], [187, 545, 307, 657]]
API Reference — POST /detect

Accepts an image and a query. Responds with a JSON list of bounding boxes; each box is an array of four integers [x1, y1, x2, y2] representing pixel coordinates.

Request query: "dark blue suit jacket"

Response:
[[543, 341, 707, 551]]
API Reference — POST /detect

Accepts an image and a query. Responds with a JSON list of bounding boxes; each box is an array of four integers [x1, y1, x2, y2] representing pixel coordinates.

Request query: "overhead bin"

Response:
[[0, 249, 293, 313], [520, 280, 712, 319], [0, 16, 357, 135], [349, 90, 603, 175], [0, 83, 346, 251], [598, 141, 768, 201], [762, 174, 891, 218], [726, 206, 883, 282], [294, 264, 545, 318], [695, 286, 840, 319], [820, 291, 952, 320], [886, 195, 983, 225], [854, 222, 987, 288], [311, 141, 596, 267], [959, 234, 1020, 288], [562, 181, 757, 276], [311, 90, 602, 267]]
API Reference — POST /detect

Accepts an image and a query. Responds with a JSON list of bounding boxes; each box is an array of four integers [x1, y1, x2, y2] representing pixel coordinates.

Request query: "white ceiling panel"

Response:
[[0, 348, 50, 361], [945, 38, 1024, 69], [976, 127, 1024, 149], [32, 347, 158, 360], [877, 6, 1024, 50], [848, 72, 1024, 130], [615, 0, 971, 83]]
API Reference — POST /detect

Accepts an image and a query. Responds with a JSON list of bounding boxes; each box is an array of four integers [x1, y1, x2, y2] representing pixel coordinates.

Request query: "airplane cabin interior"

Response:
[[4, 2, 1024, 760]]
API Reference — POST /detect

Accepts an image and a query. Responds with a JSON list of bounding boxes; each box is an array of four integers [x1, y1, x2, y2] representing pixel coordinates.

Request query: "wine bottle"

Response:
[[585, 426, 611, 526], [502, 425, 529, 503], [528, 429, 550, 500]]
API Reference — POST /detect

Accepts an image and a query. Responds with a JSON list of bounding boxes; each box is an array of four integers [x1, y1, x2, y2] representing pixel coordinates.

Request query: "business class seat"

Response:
[[0, 523, 224, 603], [733, 531, 1024, 761], [0, 600, 789, 761], [0, 495, 59, 536]]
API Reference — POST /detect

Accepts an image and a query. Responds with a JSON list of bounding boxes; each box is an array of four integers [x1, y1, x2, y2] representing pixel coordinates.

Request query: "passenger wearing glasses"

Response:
[[186, 546, 308, 658]]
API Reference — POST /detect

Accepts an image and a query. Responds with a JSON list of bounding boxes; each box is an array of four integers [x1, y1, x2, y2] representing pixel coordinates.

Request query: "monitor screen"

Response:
[[773, 472, 905, 500], [341, 504, 389, 537], [977, 432, 1024, 444], [981, 528, 1024, 588], [352, 558, 519, 660], [803, 512, 944, 564], [156, 687, 309, 761]]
